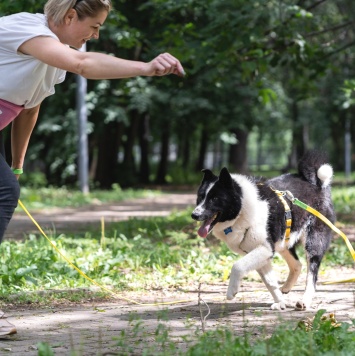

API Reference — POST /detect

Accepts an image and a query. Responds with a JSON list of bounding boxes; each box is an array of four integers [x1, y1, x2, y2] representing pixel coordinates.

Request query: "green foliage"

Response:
[[18, 171, 48, 189], [332, 186, 355, 216], [2, 185, 355, 354], [37, 342, 55, 356], [324, 238, 354, 267], [253, 311, 355, 356], [0, 209, 236, 297], [0, 0, 44, 15], [2, 0, 355, 186], [112, 310, 355, 355], [341, 79, 355, 109], [1, 193, 354, 300]]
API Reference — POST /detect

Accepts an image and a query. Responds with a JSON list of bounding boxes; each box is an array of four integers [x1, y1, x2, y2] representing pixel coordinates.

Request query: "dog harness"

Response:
[[272, 188, 292, 239], [223, 184, 293, 241], [258, 184, 292, 240]]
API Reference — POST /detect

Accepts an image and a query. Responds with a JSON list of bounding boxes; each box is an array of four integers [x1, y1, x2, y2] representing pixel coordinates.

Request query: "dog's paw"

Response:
[[270, 302, 287, 311], [227, 280, 239, 300], [295, 301, 309, 311], [280, 286, 290, 294], [226, 291, 236, 300]]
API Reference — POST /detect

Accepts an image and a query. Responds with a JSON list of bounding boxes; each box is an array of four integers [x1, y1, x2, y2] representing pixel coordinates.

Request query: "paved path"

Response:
[[1, 271, 354, 355]]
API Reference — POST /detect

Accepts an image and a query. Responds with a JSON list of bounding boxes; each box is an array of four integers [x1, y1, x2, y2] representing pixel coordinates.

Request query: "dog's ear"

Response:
[[201, 169, 217, 183], [218, 167, 233, 187]]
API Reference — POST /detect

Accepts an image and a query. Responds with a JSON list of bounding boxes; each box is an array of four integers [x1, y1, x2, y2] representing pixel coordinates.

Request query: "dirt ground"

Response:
[[1, 192, 355, 355]]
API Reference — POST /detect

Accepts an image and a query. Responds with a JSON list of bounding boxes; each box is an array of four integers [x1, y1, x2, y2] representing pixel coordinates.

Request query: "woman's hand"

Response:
[[146, 53, 185, 77]]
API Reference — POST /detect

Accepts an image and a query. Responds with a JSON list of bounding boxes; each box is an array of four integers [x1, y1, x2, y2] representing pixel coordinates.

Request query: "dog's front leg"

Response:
[[226, 245, 272, 300], [257, 261, 286, 310]]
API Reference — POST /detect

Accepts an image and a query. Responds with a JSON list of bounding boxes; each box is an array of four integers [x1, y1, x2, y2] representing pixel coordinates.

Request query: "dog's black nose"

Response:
[[191, 212, 199, 220]]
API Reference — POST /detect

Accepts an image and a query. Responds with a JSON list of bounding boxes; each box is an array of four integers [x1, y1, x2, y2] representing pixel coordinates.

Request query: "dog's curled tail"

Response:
[[317, 164, 333, 188], [298, 150, 333, 188]]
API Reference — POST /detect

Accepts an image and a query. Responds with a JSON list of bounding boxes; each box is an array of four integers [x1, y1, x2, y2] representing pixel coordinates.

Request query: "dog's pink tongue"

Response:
[[198, 220, 212, 238]]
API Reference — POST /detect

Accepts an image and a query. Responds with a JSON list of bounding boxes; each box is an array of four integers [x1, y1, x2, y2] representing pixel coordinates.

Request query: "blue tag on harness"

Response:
[[224, 227, 233, 235]]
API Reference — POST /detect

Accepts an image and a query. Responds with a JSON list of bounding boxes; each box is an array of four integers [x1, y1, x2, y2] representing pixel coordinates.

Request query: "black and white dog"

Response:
[[191, 151, 335, 310]]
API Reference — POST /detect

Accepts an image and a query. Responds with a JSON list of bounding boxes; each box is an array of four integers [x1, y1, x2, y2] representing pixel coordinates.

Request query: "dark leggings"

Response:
[[0, 131, 20, 243]]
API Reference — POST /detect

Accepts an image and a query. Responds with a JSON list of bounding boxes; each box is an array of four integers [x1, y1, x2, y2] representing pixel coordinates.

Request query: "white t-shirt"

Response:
[[0, 12, 66, 108]]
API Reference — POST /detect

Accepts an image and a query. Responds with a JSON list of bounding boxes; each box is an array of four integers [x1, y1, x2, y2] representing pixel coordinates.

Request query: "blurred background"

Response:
[[1, 0, 355, 190]]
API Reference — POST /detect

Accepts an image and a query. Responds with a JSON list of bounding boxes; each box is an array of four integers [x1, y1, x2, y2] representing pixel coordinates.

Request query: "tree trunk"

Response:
[[256, 128, 263, 171], [330, 109, 346, 171], [195, 126, 208, 171], [182, 131, 190, 169], [287, 100, 306, 170], [155, 120, 170, 184], [121, 110, 139, 186], [228, 128, 249, 174], [138, 113, 151, 184], [95, 121, 120, 188]]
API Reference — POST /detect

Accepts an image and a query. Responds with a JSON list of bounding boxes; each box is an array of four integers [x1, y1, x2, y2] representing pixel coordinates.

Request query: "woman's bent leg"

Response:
[[0, 135, 19, 334], [0, 149, 20, 244]]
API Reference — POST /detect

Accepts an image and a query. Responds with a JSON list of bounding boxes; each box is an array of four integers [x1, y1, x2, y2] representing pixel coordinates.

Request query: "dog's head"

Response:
[[191, 167, 243, 238]]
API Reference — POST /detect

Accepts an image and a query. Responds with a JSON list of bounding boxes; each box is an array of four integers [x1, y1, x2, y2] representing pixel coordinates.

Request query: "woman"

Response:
[[0, 0, 185, 335]]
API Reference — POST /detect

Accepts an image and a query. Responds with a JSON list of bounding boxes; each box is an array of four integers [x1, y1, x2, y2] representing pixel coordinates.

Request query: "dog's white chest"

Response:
[[214, 226, 249, 255]]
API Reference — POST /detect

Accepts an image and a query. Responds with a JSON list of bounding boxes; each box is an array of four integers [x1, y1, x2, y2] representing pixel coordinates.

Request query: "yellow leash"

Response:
[[17, 199, 225, 306], [17, 191, 354, 302], [283, 191, 355, 284]]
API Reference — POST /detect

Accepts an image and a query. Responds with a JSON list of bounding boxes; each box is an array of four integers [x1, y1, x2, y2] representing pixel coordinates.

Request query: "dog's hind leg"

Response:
[[296, 256, 319, 310], [296, 229, 331, 310], [279, 247, 302, 294], [226, 245, 273, 301], [257, 261, 286, 310]]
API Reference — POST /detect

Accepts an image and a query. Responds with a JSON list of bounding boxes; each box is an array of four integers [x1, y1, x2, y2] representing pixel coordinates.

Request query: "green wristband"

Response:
[[12, 168, 23, 175]]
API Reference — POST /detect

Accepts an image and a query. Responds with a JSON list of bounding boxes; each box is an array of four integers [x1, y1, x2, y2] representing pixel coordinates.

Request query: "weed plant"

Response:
[[183, 310, 355, 356]]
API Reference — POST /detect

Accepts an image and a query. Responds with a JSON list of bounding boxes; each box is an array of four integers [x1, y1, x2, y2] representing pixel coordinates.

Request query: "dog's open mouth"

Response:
[[198, 213, 219, 238]]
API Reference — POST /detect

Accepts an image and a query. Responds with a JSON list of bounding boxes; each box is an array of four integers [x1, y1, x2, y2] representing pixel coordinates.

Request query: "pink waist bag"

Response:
[[0, 99, 24, 131]]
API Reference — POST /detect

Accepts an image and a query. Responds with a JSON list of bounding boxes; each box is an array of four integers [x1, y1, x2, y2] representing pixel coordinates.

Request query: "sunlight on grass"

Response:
[[0, 210, 236, 297], [332, 186, 355, 214], [18, 185, 161, 210], [0, 185, 352, 303], [0, 205, 353, 301]]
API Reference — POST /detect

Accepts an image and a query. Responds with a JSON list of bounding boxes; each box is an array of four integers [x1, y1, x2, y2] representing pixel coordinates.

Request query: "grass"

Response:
[[0, 210, 236, 299], [37, 309, 355, 355], [112, 310, 355, 356], [1, 185, 355, 355], [0, 208, 353, 302], [0, 184, 353, 301], [18, 185, 161, 210]]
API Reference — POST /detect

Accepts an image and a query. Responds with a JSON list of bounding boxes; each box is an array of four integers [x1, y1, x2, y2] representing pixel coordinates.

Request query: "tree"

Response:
[[2, 0, 355, 187]]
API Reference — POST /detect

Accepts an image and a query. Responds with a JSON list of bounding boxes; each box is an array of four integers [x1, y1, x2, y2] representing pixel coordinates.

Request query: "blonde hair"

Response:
[[44, 0, 112, 25]]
